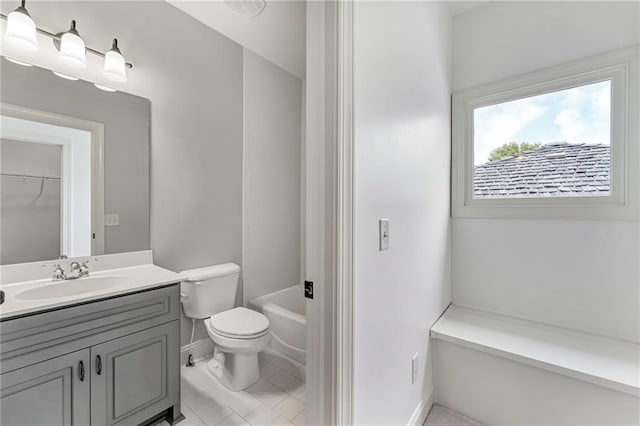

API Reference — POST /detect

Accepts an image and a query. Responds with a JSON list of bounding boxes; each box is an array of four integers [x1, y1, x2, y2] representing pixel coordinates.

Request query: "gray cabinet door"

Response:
[[90, 321, 179, 426], [0, 349, 91, 426]]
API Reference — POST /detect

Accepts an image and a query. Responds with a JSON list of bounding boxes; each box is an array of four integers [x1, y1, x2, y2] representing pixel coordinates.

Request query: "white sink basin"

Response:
[[15, 276, 127, 300]]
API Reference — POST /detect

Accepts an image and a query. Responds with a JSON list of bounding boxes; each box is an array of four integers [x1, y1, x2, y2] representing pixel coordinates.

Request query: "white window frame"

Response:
[[452, 46, 639, 220]]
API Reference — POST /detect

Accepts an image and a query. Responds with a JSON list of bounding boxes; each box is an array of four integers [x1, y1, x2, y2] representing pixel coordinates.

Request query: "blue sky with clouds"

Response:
[[473, 80, 611, 164]]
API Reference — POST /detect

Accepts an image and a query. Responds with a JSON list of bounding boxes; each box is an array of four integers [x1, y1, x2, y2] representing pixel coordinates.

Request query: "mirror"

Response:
[[0, 58, 150, 265]]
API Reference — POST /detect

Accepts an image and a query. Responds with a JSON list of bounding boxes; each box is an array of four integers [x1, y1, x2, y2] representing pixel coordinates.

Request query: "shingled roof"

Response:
[[474, 142, 610, 198]]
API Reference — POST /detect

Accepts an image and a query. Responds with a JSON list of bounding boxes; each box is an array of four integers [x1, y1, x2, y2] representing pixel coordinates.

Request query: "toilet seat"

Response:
[[207, 307, 269, 339]]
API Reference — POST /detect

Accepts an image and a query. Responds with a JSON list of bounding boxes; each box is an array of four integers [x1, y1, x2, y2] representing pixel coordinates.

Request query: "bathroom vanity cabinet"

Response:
[[0, 283, 182, 426]]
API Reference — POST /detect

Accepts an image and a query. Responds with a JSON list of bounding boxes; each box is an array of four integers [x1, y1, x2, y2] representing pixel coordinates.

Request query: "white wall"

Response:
[[453, 1, 640, 91], [452, 1, 640, 343], [243, 49, 302, 304], [353, 2, 452, 424]]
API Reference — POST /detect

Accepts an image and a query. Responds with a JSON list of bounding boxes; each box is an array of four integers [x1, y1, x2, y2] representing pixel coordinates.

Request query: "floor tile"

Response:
[[269, 415, 295, 426], [216, 413, 250, 426], [259, 360, 281, 380], [265, 370, 296, 390], [280, 379, 305, 400], [275, 357, 301, 374], [259, 350, 286, 367], [247, 379, 289, 408], [197, 401, 233, 425], [222, 390, 262, 417], [291, 409, 305, 426], [179, 403, 205, 426], [290, 365, 306, 381], [244, 404, 280, 425], [273, 396, 305, 421], [180, 352, 306, 426], [424, 405, 484, 426]]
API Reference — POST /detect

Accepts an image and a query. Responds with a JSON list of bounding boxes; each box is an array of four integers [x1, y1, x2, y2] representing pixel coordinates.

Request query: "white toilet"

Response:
[[180, 263, 270, 391]]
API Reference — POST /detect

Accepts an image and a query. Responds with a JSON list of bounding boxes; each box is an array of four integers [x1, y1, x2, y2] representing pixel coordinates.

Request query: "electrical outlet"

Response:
[[411, 353, 419, 384], [105, 213, 120, 227]]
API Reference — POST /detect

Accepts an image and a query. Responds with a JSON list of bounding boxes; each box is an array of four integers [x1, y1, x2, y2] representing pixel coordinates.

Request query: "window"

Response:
[[452, 47, 639, 219]]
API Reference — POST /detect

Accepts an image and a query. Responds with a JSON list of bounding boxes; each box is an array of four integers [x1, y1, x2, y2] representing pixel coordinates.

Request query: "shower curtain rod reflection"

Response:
[[0, 172, 61, 181]]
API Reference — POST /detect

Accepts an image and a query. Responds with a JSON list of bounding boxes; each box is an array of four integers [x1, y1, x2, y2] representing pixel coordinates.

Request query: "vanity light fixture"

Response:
[[4, 0, 38, 51], [52, 71, 79, 81], [1, 3, 133, 82], [103, 39, 127, 82], [5, 57, 32, 67], [57, 20, 86, 68], [94, 83, 117, 92]]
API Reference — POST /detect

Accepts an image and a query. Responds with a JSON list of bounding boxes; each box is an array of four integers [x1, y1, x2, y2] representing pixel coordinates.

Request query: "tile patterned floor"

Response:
[[170, 348, 306, 426], [424, 405, 484, 426]]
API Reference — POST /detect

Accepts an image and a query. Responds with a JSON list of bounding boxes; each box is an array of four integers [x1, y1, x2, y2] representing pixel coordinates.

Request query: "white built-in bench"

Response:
[[430, 306, 640, 425]]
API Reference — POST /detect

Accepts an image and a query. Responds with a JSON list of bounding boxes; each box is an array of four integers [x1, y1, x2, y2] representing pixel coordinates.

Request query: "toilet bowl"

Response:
[[204, 307, 270, 391], [180, 263, 271, 391]]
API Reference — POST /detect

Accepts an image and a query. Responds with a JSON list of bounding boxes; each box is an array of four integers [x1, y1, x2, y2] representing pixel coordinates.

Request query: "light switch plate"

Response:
[[105, 214, 120, 227], [379, 219, 390, 251]]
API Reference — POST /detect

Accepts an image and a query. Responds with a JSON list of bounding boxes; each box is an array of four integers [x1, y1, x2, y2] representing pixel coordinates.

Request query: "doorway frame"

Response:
[[1, 103, 105, 256], [305, 1, 354, 424]]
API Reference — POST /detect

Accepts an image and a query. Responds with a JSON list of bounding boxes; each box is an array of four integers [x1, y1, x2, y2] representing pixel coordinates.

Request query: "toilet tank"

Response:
[[180, 263, 241, 319]]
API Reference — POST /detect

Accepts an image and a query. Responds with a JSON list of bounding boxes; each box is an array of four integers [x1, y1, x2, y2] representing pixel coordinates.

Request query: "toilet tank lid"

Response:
[[180, 263, 240, 282]]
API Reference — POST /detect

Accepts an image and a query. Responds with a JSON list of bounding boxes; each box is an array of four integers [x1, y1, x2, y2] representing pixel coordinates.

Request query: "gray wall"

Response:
[[243, 50, 302, 305], [1, 139, 61, 264], [0, 1, 244, 346], [0, 2, 303, 347], [0, 61, 150, 255]]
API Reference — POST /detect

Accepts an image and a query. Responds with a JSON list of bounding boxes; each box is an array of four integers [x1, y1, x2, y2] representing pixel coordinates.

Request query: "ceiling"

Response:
[[168, 0, 490, 80], [167, 0, 306, 79]]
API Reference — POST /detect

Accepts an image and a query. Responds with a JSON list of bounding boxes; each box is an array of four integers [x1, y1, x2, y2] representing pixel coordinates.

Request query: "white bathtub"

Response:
[[249, 284, 306, 364]]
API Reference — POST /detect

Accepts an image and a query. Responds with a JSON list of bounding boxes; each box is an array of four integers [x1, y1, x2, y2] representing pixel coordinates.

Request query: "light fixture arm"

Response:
[[0, 13, 133, 69], [15, 0, 30, 16]]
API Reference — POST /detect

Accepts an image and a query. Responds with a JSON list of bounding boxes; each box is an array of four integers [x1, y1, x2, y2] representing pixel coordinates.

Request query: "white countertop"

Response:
[[0, 262, 185, 320]]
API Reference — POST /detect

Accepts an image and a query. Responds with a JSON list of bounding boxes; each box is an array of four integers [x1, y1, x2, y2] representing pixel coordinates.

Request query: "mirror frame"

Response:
[[1, 102, 105, 256]]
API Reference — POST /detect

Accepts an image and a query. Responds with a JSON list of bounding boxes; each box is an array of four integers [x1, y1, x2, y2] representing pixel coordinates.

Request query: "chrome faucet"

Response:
[[43, 259, 97, 281], [68, 262, 82, 279], [41, 264, 66, 281], [51, 264, 66, 281]]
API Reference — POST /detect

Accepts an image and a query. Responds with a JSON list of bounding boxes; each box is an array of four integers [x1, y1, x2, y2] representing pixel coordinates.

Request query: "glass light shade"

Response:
[[59, 30, 86, 68], [4, 8, 38, 51], [94, 83, 116, 92], [5, 57, 32, 66], [52, 71, 78, 80], [103, 49, 127, 82]]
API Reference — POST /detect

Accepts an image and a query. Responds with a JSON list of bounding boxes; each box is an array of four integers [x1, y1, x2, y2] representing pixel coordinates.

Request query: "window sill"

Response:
[[431, 306, 640, 396]]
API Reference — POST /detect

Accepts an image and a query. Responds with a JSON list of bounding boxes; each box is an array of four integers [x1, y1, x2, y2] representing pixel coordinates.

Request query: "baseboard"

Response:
[[407, 388, 434, 425], [180, 338, 214, 365]]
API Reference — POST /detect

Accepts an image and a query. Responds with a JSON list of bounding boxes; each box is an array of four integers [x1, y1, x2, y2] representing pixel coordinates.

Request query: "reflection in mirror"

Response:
[[1, 110, 102, 264], [1, 139, 63, 264], [0, 58, 150, 265]]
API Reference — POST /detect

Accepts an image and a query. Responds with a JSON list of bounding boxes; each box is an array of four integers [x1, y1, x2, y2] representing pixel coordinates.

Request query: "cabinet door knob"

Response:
[[79, 360, 85, 382], [96, 355, 102, 375]]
